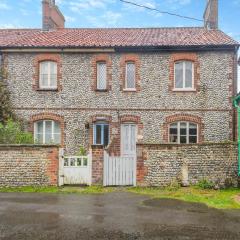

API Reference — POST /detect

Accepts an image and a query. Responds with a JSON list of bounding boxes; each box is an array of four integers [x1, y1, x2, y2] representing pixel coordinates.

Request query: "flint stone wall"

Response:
[[0, 145, 59, 187], [137, 143, 239, 187]]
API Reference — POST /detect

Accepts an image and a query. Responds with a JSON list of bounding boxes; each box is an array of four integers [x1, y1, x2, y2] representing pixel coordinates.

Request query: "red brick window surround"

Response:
[[169, 53, 200, 92], [89, 115, 112, 146], [91, 54, 112, 92], [30, 113, 65, 146], [120, 54, 141, 92], [33, 54, 62, 91], [163, 114, 204, 143]]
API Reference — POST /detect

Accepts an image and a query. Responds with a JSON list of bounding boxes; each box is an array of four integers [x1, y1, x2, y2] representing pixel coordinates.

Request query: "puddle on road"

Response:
[[143, 198, 212, 213]]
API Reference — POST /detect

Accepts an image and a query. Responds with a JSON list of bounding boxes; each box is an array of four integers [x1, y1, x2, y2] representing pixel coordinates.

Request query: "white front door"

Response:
[[121, 124, 137, 157]]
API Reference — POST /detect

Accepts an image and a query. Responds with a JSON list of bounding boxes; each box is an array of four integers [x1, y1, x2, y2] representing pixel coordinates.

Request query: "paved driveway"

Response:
[[0, 192, 240, 240]]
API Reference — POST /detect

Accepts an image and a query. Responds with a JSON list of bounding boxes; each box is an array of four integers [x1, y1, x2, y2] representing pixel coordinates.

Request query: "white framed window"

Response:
[[97, 62, 107, 90], [125, 62, 136, 90], [34, 120, 61, 144], [174, 61, 194, 90], [169, 122, 198, 144], [93, 122, 109, 146], [39, 61, 57, 89]]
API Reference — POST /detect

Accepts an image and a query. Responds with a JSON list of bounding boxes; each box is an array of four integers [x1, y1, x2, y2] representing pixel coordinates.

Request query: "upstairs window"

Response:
[[174, 61, 194, 90], [169, 122, 197, 144], [97, 62, 107, 90], [93, 122, 109, 146], [125, 62, 136, 90], [34, 120, 61, 144], [39, 61, 57, 89]]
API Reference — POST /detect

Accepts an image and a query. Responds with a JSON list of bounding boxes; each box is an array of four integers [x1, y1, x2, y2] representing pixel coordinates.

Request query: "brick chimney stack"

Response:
[[42, 0, 65, 31], [204, 0, 218, 30]]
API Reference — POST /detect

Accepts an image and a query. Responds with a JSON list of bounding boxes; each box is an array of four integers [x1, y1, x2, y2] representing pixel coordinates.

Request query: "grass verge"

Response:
[[0, 186, 116, 194], [127, 186, 240, 209]]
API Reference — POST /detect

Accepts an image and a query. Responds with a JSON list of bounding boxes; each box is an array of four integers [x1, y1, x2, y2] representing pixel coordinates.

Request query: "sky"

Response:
[[0, 0, 239, 88]]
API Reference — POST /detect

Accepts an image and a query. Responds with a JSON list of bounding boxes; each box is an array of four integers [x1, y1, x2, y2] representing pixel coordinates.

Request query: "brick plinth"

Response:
[[91, 145, 104, 184]]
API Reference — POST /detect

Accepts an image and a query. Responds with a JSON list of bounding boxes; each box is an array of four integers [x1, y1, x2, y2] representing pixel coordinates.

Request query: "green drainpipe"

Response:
[[233, 95, 240, 176]]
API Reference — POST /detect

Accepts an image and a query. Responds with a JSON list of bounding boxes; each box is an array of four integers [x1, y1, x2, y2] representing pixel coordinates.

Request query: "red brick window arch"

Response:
[[120, 54, 141, 92], [33, 54, 62, 91], [30, 113, 65, 146], [169, 53, 200, 92], [163, 114, 204, 143]]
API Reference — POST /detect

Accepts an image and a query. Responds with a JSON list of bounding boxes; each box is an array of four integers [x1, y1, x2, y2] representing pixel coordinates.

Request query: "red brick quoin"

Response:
[[33, 53, 62, 91], [162, 114, 204, 143], [91, 54, 112, 91], [47, 147, 59, 185], [30, 113, 65, 147], [120, 54, 141, 92], [169, 53, 200, 92]]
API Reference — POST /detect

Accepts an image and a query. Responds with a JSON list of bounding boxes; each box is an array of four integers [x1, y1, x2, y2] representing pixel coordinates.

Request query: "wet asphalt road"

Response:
[[0, 192, 240, 240]]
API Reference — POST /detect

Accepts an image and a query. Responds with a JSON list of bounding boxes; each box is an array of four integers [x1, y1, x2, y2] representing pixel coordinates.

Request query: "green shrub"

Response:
[[197, 179, 215, 189], [166, 178, 181, 191], [77, 145, 87, 156], [0, 119, 33, 144]]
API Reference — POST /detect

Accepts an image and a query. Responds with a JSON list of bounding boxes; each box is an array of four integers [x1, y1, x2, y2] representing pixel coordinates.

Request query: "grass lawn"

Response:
[[0, 185, 240, 209], [128, 187, 240, 209]]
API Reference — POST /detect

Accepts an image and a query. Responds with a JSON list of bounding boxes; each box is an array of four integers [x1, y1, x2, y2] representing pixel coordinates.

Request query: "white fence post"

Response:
[[58, 148, 64, 186]]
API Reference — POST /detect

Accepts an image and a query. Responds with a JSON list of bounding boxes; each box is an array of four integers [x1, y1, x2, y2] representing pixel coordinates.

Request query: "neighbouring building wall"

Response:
[[4, 50, 235, 154], [137, 143, 238, 187], [0, 145, 59, 187]]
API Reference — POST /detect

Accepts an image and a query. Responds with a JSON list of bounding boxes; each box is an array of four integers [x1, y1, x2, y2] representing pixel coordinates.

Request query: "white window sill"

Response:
[[123, 88, 137, 92], [172, 88, 196, 92]]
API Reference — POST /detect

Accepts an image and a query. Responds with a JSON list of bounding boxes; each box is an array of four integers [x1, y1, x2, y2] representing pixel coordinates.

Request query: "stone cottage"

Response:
[[0, 0, 239, 186]]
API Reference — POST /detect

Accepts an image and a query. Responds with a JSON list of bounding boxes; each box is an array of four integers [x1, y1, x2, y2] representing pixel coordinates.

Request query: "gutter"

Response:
[[0, 44, 239, 53]]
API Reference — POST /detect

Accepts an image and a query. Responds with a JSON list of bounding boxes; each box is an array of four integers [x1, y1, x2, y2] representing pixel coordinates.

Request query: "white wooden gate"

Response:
[[103, 151, 136, 186], [61, 155, 92, 185]]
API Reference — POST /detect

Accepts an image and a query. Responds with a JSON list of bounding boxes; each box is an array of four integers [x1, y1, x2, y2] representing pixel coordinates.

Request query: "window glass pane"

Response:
[[83, 158, 88, 166], [53, 134, 61, 144], [45, 121, 52, 144], [180, 136, 187, 143], [170, 128, 177, 135], [185, 61, 193, 88], [126, 62, 136, 89], [54, 122, 61, 134], [189, 136, 197, 143], [175, 62, 183, 88], [50, 62, 57, 88], [180, 122, 187, 135], [64, 158, 69, 166], [103, 124, 109, 146], [35, 121, 44, 143], [97, 62, 107, 90], [36, 134, 43, 143], [77, 158, 82, 166], [70, 158, 76, 166], [170, 135, 178, 143], [189, 123, 197, 135], [95, 125, 102, 144], [40, 62, 49, 87]]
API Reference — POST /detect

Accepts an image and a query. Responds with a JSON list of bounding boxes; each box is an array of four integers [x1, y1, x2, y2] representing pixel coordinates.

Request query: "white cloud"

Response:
[[69, 0, 115, 12], [166, 0, 191, 5], [65, 15, 76, 22], [87, 10, 122, 27], [0, 1, 10, 10]]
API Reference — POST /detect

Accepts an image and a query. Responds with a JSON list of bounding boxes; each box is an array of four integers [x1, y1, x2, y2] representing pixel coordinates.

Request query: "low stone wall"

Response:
[[137, 143, 239, 187], [0, 145, 59, 187]]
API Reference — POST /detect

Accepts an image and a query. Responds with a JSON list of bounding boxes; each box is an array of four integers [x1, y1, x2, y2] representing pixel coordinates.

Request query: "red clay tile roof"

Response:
[[0, 27, 238, 48]]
